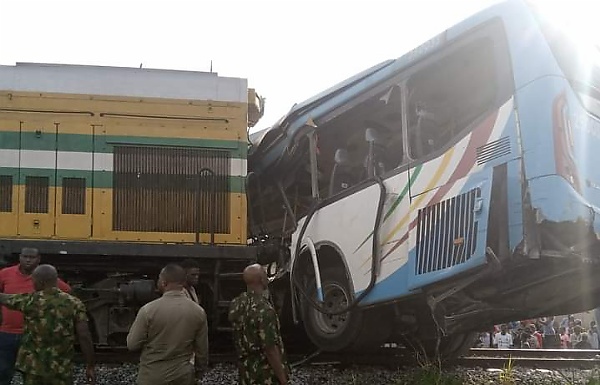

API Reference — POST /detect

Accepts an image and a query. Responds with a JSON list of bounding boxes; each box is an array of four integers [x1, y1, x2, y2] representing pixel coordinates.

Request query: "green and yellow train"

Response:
[[0, 62, 266, 345]]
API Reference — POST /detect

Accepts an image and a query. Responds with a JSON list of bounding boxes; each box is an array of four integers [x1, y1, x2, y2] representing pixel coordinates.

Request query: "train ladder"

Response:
[[212, 260, 246, 333]]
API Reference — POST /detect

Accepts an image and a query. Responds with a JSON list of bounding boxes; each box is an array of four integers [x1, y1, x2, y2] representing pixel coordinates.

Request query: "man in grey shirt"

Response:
[[127, 264, 208, 385]]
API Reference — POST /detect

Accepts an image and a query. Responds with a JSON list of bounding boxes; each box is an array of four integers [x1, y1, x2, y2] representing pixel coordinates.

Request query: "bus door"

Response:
[[55, 122, 93, 239], [402, 19, 514, 291], [403, 95, 505, 290], [298, 83, 409, 298], [17, 120, 57, 238]]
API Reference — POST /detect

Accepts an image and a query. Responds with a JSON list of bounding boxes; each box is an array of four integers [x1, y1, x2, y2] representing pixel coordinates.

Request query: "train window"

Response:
[[0, 175, 12, 212], [62, 177, 86, 215], [25, 176, 49, 213]]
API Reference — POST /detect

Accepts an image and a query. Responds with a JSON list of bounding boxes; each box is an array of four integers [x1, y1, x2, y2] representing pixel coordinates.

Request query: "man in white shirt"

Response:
[[494, 324, 513, 349]]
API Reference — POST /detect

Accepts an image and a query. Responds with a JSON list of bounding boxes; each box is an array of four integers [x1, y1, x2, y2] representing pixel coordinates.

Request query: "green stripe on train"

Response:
[[0, 131, 248, 158], [0, 168, 246, 193], [0, 131, 20, 149]]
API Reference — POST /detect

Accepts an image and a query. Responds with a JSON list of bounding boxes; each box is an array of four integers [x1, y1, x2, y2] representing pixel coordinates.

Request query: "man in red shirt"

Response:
[[0, 247, 71, 385]]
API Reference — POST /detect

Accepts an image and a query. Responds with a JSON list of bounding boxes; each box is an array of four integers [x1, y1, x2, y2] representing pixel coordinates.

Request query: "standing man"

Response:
[[588, 321, 599, 349], [229, 264, 289, 385], [493, 324, 513, 349], [127, 264, 209, 385], [180, 259, 201, 367], [180, 259, 200, 304], [0, 264, 95, 385], [0, 247, 71, 385]]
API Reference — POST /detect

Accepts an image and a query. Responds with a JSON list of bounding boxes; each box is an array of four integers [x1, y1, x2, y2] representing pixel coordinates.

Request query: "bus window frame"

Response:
[[306, 18, 513, 209], [312, 80, 411, 206], [402, 18, 513, 165]]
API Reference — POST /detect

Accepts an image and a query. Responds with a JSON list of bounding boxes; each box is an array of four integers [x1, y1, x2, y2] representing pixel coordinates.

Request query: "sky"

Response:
[[0, 0, 502, 133]]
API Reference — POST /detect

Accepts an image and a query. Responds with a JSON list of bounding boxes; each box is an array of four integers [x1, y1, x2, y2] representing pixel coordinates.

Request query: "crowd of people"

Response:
[[0, 248, 290, 385], [477, 316, 600, 350]]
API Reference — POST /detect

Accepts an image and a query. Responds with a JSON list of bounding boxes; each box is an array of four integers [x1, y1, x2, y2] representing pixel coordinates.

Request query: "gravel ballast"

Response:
[[9, 363, 600, 384]]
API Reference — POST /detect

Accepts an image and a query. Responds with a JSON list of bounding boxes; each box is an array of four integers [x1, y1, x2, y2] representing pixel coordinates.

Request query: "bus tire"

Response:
[[301, 268, 363, 351], [404, 332, 477, 360]]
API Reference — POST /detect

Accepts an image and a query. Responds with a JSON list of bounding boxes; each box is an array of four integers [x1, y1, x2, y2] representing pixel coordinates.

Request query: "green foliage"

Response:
[[394, 338, 463, 385], [410, 364, 463, 385], [499, 356, 515, 385]]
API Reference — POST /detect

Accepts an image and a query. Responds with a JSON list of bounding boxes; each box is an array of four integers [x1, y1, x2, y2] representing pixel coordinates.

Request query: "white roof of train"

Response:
[[0, 62, 248, 103]]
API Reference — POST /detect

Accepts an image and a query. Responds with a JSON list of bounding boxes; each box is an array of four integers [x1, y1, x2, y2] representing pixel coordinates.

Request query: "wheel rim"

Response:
[[313, 282, 350, 335]]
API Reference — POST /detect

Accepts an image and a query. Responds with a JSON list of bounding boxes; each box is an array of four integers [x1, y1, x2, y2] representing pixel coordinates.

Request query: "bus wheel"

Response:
[[438, 332, 478, 359], [404, 332, 477, 361], [301, 269, 363, 351]]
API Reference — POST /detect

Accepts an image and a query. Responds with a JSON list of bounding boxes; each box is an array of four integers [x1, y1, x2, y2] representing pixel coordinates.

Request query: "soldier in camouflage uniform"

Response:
[[229, 264, 289, 385], [0, 264, 95, 385]]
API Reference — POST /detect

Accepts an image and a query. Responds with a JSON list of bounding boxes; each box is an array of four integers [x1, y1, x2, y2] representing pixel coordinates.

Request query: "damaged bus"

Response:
[[248, 0, 600, 357]]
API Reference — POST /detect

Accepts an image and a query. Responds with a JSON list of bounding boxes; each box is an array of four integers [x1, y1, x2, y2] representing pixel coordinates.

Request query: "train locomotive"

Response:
[[0, 62, 267, 346]]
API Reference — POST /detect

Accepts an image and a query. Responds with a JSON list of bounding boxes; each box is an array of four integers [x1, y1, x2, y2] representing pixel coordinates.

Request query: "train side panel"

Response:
[[0, 90, 249, 246]]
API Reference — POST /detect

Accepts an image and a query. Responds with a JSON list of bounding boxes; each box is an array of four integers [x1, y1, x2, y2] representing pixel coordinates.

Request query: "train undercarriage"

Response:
[[0, 239, 271, 347]]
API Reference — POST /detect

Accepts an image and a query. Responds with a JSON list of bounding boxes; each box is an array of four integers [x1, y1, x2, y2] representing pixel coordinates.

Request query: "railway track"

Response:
[[458, 348, 600, 369], [89, 347, 600, 370], [292, 348, 600, 369], [470, 347, 600, 359]]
